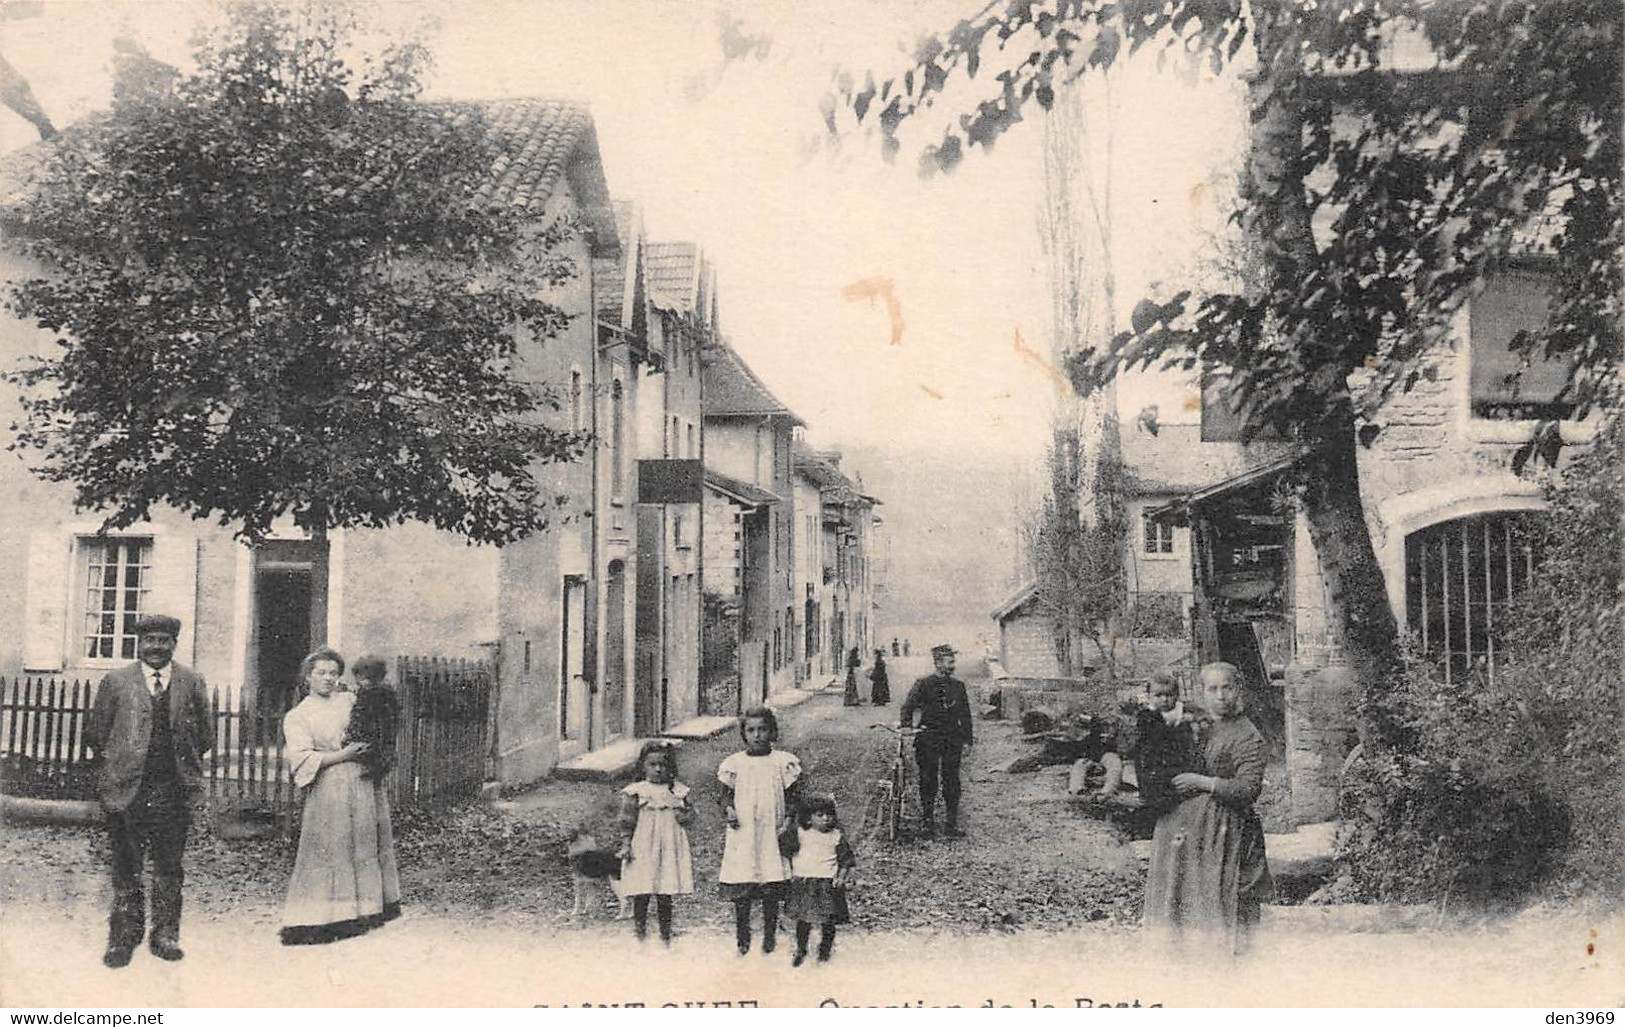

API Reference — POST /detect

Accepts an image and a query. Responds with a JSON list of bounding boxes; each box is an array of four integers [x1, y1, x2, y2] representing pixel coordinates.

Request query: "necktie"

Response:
[[152, 670, 163, 695]]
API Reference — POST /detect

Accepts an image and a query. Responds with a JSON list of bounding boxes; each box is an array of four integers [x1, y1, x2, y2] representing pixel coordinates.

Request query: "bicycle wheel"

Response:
[[890, 757, 903, 838]]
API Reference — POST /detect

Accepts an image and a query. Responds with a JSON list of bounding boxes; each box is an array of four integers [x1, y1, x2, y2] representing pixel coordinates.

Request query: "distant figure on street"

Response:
[[86, 614, 213, 968], [899, 643, 974, 838], [842, 646, 862, 707], [902, 640, 911, 657], [891, 638, 900, 657], [868, 649, 891, 706]]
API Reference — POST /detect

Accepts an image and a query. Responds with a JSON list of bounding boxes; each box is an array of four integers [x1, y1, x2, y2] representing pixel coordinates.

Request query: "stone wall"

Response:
[[998, 611, 1063, 678], [1284, 651, 1362, 825]]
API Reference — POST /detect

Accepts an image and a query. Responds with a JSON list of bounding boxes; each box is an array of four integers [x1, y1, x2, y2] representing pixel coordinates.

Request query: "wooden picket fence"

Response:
[[389, 656, 494, 809], [0, 657, 494, 813]]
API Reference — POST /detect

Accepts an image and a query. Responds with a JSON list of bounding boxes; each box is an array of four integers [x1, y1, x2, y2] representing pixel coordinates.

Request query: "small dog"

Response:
[[566, 829, 630, 921]]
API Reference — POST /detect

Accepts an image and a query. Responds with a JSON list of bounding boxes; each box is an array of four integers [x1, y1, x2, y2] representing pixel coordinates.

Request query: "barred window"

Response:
[[1406, 513, 1538, 684], [80, 538, 152, 660]]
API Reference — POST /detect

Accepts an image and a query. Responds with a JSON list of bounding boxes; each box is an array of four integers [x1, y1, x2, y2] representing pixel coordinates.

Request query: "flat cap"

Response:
[[133, 613, 182, 638], [931, 643, 956, 657]]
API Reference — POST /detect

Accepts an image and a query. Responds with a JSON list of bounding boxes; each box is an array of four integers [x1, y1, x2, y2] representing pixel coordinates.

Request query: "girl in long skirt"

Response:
[[1142, 663, 1273, 956]]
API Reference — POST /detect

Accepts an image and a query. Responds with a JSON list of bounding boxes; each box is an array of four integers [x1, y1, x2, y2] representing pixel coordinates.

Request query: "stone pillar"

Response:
[[1284, 648, 1361, 825]]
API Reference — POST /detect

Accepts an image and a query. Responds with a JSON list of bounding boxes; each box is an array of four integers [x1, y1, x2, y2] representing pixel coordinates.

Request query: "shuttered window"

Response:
[[1470, 269, 1575, 420]]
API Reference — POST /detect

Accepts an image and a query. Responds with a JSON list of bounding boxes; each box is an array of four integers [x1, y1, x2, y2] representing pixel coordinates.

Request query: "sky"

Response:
[[0, 0, 1245, 621], [0, 0, 1063, 463]]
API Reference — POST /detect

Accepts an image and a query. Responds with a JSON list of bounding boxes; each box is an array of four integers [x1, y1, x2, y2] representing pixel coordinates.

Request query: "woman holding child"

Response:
[[1142, 662, 1273, 956], [279, 648, 403, 945]]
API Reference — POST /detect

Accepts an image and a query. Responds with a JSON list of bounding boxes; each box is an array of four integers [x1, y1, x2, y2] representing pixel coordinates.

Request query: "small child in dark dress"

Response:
[[343, 655, 399, 782], [1126, 674, 1200, 813], [781, 794, 856, 966]]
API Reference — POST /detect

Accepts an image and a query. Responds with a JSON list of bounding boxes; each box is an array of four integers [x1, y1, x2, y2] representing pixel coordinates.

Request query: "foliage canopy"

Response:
[[838, 0, 1620, 438], [4, 3, 584, 543]]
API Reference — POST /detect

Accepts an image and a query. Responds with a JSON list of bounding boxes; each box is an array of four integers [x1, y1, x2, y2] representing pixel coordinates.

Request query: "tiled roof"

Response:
[[439, 98, 590, 213], [705, 470, 781, 507], [991, 581, 1040, 622], [436, 97, 619, 255], [703, 339, 804, 425], [645, 241, 702, 313], [594, 200, 642, 324], [3, 100, 621, 254], [793, 439, 848, 489]]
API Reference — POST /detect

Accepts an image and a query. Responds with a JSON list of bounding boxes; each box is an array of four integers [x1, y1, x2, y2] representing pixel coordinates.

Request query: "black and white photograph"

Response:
[[0, 0, 1618, 1011]]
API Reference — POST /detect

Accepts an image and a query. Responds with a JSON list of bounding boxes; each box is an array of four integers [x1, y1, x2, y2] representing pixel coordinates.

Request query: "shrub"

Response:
[[1336, 414, 1622, 908]]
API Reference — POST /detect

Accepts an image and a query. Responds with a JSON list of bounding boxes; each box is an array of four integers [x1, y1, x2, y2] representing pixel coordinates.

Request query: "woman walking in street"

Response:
[[1142, 662, 1273, 957], [868, 649, 891, 706], [842, 647, 863, 707], [279, 648, 402, 945]]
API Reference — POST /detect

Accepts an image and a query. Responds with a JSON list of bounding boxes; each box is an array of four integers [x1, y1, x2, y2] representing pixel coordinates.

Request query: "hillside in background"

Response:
[[833, 441, 1034, 653]]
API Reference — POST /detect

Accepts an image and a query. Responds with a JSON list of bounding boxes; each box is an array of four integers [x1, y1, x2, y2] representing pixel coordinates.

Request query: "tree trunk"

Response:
[[1245, 4, 1405, 749], [1298, 408, 1405, 749]]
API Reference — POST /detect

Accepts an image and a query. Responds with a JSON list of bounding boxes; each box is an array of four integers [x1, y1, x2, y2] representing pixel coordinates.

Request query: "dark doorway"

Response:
[[604, 560, 627, 740], [253, 540, 328, 714], [1215, 621, 1284, 754], [560, 576, 588, 744]]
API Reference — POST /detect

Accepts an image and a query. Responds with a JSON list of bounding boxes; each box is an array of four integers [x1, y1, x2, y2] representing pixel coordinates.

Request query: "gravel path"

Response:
[[0, 666, 1144, 939], [2, 668, 1619, 1007]]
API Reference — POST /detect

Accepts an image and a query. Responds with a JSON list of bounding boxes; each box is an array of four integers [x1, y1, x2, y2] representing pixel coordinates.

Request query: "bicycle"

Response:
[[867, 724, 917, 842]]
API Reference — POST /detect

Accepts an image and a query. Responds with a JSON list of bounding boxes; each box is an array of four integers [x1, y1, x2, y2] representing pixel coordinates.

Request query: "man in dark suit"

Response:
[[899, 643, 974, 838], [85, 613, 212, 968]]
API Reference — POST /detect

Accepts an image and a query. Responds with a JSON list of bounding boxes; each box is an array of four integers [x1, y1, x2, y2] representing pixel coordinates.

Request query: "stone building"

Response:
[[0, 99, 625, 788], [1034, 50, 1598, 822], [792, 441, 880, 683], [700, 339, 803, 711], [598, 212, 710, 738]]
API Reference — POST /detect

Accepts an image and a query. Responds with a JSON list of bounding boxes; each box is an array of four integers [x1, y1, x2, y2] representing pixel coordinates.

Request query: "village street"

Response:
[[2, 652, 1618, 1008]]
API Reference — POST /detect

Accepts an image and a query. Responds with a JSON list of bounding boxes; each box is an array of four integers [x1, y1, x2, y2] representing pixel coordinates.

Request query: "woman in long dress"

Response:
[[842, 647, 862, 707], [1142, 662, 1273, 956], [868, 649, 891, 706], [279, 647, 403, 945]]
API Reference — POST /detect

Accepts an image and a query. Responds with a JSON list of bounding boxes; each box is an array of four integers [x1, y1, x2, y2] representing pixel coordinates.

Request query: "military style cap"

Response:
[[931, 643, 956, 657], [133, 613, 182, 638]]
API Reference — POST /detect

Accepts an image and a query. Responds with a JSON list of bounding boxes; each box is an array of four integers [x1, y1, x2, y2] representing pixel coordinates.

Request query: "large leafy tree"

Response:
[[838, 0, 1621, 746], [3, 3, 582, 544]]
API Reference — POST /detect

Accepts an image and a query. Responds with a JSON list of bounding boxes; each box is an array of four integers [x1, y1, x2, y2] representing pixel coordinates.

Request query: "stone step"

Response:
[[660, 715, 737, 741], [1128, 820, 1338, 881], [553, 737, 673, 782], [1262, 903, 1437, 933]]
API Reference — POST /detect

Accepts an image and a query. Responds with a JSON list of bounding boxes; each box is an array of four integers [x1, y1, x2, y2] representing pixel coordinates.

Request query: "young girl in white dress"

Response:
[[616, 741, 694, 944], [717, 707, 802, 955]]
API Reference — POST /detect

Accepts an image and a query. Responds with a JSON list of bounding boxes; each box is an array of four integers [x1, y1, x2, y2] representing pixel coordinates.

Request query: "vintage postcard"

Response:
[[0, 0, 1619, 1012]]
